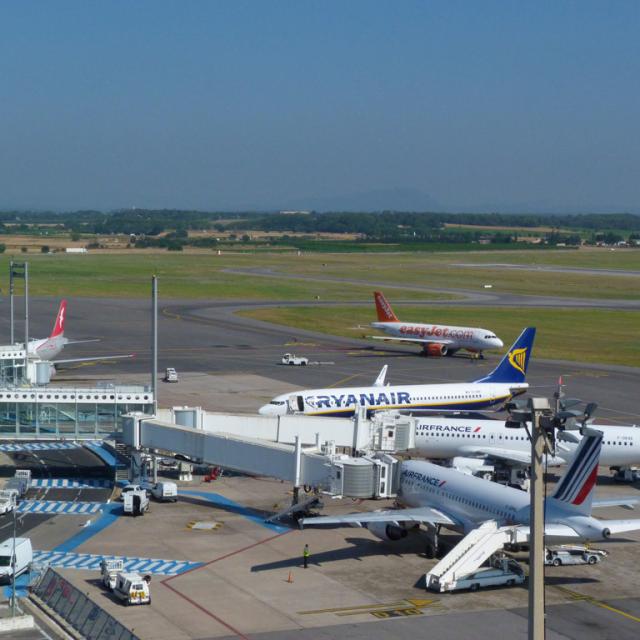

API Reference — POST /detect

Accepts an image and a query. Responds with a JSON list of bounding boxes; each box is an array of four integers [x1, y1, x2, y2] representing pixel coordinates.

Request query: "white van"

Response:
[[113, 572, 151, 605], [150, 482, 178, 502], [0, 538, 33, 583]]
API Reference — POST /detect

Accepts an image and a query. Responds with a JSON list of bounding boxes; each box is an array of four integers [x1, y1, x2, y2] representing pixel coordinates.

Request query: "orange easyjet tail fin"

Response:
[[373, 292, 398, 322]]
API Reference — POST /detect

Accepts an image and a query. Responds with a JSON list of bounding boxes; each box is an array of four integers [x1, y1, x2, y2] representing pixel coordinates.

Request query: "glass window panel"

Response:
[[77, 404, 97, 435], [57, 403, 77, 435], [0, 403, 17, 434]]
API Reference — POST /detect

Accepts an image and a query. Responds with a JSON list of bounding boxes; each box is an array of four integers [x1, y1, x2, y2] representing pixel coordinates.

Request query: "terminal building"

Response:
[[0, 348, 154, 438]]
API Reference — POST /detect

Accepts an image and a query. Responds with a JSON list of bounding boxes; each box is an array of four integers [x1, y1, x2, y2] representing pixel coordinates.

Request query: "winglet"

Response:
[[374, 292, 398, 322], [50, 300, 67, 338], [473, 327, 535, 384], [374, 365, 388, 387]]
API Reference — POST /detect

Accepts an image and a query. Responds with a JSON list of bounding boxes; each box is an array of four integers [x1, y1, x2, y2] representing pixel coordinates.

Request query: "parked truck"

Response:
[[4, 469, 32, 501], [0, 537, 32, 583], [150, 482, 178, 502], [112, 572, 151, 605], [123, 489, 149, 516], [0, 490, 16, 516]]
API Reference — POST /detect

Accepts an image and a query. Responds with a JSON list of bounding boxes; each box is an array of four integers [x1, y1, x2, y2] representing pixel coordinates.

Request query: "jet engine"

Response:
[[367, 522, 408, 542], [423, 343, 448, 357]]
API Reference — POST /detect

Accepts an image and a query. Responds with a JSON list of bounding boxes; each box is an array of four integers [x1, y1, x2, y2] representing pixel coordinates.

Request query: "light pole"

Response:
[[11, 504, 16, 617]]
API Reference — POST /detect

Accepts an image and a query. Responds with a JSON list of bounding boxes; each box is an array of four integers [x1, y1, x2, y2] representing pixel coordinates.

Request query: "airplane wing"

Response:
[[592, 497, 640, 509], [53, 354, 135, 366], [367, 336, 455, 346], [457, 446, 568, 467], [515, 523, 582, 540], [64, 339, 101, 345], [301, 506, 457, 528]]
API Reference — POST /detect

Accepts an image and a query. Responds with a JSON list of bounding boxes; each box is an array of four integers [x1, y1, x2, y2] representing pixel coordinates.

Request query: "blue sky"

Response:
[[0, 1, 638, 212]]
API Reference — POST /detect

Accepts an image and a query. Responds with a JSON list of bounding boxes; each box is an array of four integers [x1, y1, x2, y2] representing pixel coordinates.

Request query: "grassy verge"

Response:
[[238, 305, 640, 368]]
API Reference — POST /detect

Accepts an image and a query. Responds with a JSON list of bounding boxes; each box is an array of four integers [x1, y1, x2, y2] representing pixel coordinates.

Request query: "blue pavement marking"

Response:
[[32, 551, 202, 576], [31, 478, 113, 489], [0, 441, 81, 452], [54, 502, 122, 553], [17, 500, 103, 515], [180, 490, 290, 533]]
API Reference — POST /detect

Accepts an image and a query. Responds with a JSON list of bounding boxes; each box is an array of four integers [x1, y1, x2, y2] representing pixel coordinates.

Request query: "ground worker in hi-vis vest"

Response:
[[303, 544, 310, 568]]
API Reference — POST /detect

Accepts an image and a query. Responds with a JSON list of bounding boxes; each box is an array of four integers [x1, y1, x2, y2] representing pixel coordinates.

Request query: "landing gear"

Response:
[[425, 524, 441, 559]]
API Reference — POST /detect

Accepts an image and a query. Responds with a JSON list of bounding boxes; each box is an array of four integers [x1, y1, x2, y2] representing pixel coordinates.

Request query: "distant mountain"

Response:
[[278, 187, 441, 212]]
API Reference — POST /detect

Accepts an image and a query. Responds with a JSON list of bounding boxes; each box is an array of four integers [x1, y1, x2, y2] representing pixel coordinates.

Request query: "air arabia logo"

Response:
[[508, 347, 527, 375], [58, 308, 65, 329]]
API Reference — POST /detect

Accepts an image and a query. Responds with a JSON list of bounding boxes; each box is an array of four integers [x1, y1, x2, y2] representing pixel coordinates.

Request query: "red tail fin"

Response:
[[374, 292, 398, 322], [50, 300, 67, 338]]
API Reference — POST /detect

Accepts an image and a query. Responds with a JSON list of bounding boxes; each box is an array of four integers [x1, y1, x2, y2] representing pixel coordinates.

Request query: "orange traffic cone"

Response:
[[286, 571, 294, 583]]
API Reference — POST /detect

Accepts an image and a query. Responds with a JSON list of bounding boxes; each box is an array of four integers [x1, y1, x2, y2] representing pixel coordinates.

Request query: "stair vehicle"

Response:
[[101, 558, 125, 591], [545, 546, 608, 567], [446, 557, 525, 592], [281, 353, 308, 366], [112, 572, 151, 605], [123, 489, 150, 516]]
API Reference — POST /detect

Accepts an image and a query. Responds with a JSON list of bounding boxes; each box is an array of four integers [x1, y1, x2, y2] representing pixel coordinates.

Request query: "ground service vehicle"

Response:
[[281, 353, 308, 366], [440, 558, 525, 593], [164, 368, 178, 382], [150, 481, 178, 502], [0, 490, 16, 515], [545, 546, 608, 566], [112, 572, 151, 605], [124, 489, 149, 516], [101, 558, 124, 590], [5, 470, 32, 500], [0, 537, 32, 583]]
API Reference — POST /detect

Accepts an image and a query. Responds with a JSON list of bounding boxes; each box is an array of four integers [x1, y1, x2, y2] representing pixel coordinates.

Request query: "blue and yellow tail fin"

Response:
[[474, 327, 535, 384]]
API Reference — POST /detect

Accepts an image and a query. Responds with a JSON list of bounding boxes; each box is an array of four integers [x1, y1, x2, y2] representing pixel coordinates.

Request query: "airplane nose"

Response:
[[495, 339, 504, 348], [258, 405, 272, 416]]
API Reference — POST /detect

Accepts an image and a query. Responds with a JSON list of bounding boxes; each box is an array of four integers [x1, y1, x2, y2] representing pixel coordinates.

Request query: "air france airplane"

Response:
[[414, 417, 640, 469], [0, 300, 134, 372], [301, 430, 640, 550], [369, 291, 503, 357], [259, 327, 535, 417]]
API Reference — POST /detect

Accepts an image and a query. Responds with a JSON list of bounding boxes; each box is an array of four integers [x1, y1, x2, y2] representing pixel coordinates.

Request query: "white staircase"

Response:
[[425, 520, 523, 592]]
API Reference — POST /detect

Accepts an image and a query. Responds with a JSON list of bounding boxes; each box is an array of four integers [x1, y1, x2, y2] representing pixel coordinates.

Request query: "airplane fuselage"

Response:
[[414, 418, 640, 467], [399, 459, 609, 541], [371, 321, 503, 353], [0, 336, 67, 361], [259, 381, 527, 417]]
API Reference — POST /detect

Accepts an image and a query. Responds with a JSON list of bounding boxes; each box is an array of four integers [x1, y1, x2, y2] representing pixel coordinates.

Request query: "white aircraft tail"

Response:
[[550, 430, 602, 516], [373, 365, 388, 387]]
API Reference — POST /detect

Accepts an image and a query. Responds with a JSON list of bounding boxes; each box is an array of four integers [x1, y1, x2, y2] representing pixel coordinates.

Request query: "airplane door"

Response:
[[287, 395, 305, 413]]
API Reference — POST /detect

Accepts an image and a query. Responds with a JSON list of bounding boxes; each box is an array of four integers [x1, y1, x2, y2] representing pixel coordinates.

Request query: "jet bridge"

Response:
[[122, 410, 414, 500]]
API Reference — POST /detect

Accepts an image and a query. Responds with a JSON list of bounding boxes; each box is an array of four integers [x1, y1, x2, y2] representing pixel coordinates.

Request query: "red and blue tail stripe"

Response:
[[552, 432, 602, 512]]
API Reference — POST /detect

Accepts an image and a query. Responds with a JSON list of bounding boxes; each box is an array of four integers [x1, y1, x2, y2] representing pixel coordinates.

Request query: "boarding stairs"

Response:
[[425, 520, 524, 592]]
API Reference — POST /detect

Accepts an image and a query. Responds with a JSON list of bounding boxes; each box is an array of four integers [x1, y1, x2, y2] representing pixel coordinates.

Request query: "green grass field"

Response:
[[2, 249, 638, 301], [238, 305, 640, 367]]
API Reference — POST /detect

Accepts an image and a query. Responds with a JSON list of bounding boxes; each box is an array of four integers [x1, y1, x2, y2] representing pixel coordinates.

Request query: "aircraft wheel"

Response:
[[425, 543, 436, 559]]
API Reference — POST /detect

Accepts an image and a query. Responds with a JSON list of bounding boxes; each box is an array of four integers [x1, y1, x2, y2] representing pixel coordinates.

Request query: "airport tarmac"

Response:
[[0, 296, 639, 638]]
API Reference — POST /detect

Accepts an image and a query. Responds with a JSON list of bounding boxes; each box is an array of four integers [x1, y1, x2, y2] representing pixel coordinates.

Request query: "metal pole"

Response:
[[151, 275, 158, 415], [528, 398, 546, 640], [24, 262, 29, 377], [9, 261, 14, 344], [11, 505, 16, 617]]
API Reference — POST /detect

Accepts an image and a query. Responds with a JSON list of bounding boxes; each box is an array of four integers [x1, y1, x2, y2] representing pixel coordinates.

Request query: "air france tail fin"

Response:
[[50, 300, 67, 338], [473, 327, 535, 384], [550, 430, 602, 516], [374, 292, 398, 322]]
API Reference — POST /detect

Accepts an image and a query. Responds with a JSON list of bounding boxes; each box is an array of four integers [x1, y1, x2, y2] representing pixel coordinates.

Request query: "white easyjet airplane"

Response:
[[0, 300, 134, 372], [369, 291, 503, 357], [301, 430, 640, 552], [414, 416, 640, 470], [260, 327, 534, 417]]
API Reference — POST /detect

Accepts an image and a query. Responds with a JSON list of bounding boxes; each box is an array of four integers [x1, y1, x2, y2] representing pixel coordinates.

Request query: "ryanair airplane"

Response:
[[259, 327, 535, 417]]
